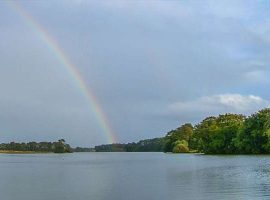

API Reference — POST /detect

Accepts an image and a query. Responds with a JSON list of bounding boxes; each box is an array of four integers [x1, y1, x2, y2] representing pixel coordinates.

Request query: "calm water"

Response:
[[1, 153, 270, 200]]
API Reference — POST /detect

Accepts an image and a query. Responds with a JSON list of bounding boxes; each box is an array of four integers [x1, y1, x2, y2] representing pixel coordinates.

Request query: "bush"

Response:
[[172, 140, 189, 153]]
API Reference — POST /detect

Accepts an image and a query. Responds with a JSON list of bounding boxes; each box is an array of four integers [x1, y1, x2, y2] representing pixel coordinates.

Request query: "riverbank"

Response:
[[0, 150, 52, 154]]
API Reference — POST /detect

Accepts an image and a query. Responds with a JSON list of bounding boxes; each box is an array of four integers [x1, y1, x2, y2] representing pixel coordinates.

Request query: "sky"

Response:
[[0, 0, 270, 146]]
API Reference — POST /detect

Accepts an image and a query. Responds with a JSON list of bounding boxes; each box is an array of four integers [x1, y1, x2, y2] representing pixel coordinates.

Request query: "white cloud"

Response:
[[168, 94, 270, 119]]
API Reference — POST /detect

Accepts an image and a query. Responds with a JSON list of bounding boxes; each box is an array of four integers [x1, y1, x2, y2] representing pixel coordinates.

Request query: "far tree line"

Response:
[[95, 108, 270, 154], [0, 139, 72, 153]]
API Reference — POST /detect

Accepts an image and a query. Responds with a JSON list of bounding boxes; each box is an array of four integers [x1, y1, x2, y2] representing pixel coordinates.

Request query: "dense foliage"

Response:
[[124, 138, 165, 152], [95, 138, 165, 152], [193, 114, 245, 154], [234, 109, 270, 154], [94, 143, 126, 152], [0, 139, 72, 153], [72, 147, 95, 152], [164, 123, 193, 153], [165, 108, 270, 154]]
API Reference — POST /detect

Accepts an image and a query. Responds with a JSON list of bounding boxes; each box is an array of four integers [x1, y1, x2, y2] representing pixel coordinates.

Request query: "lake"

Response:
[[0, 153, 270, 200]]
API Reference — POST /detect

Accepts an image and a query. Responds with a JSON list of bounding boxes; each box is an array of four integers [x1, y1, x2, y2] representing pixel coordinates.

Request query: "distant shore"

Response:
[[0, 150, 52, 154]]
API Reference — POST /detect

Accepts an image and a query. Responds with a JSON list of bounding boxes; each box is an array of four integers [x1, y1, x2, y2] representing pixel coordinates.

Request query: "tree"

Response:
[[164, 123, 193, 152], [234, 108, 270, 154], [193, 114, 245, 154], [192, 116, 217, 153], [53, 141, 65, 153], [172, 140, 189, 153]]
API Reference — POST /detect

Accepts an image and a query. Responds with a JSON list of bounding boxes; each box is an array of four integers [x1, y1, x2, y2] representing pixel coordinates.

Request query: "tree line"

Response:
[[95, 138, 165, 152], [0, 139, 72, 153], [3, 108, 269, 154], [95, 108, 270, 154]]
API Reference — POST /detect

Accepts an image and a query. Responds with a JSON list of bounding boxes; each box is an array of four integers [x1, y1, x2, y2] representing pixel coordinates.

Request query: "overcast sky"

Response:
[[0, 0, 270, 146]]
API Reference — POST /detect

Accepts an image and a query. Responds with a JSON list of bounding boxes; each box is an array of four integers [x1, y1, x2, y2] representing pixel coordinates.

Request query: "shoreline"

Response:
[[0, 150, 53, 154]]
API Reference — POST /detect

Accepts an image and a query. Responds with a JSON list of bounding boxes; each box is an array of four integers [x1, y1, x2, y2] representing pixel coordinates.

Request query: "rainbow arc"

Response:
[[8, 2, 117, 144]]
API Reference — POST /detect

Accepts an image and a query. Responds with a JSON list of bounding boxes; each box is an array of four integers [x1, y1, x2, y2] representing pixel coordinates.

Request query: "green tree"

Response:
[[193, 114, 245, 154], [172, 140, 189, 153], [54, 140, 65, 153], [234, 108, 270, 154], [164, 123, 193, 152]]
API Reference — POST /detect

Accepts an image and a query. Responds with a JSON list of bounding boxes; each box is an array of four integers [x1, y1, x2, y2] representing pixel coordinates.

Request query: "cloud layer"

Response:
[[0, 1, 270, 145]]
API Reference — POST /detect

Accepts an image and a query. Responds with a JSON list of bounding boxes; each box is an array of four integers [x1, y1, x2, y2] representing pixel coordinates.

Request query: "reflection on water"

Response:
[[0, 153, 270, 200]]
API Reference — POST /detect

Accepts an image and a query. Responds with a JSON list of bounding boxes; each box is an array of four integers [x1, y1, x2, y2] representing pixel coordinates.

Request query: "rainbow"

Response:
[[8, 1, 117, 144]]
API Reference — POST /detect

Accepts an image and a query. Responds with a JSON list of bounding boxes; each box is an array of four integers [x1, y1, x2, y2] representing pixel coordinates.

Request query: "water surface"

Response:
[[0, 153, 270, 200]]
